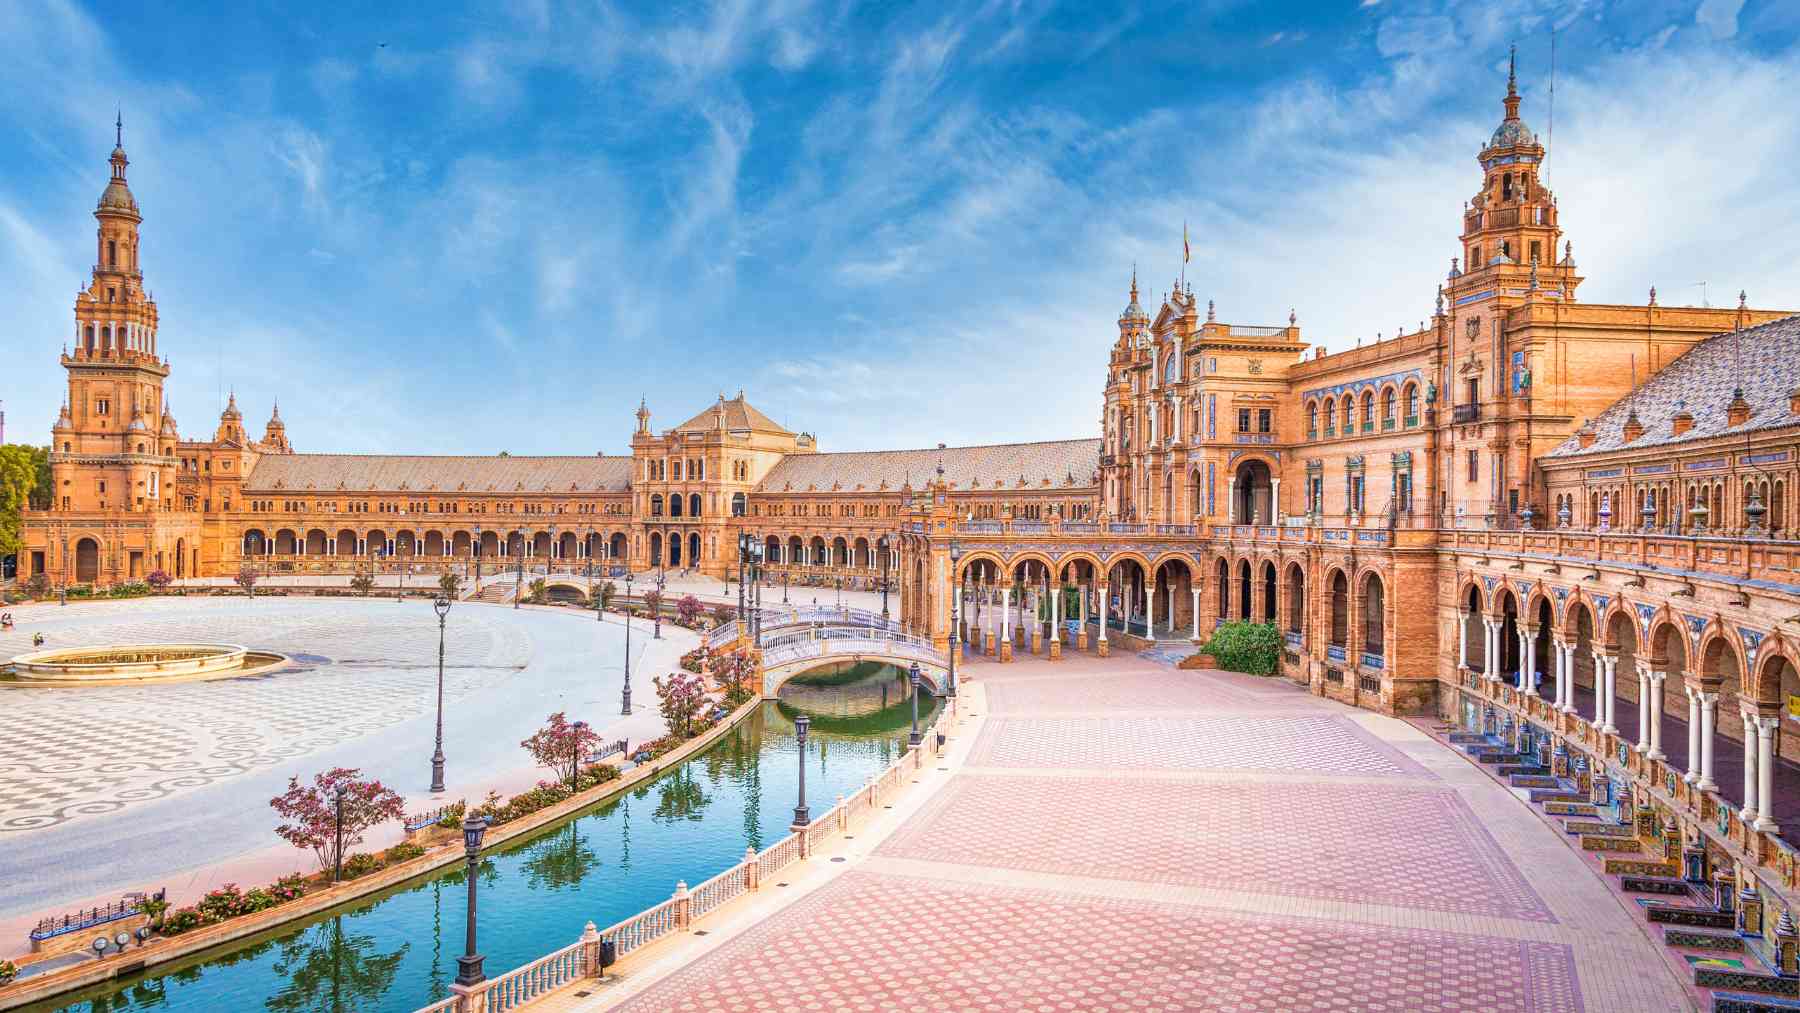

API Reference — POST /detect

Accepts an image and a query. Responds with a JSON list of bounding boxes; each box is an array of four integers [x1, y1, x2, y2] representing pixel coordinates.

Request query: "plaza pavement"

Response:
[[554, 648, 1696, 1012], [0, 596, 689, 956]]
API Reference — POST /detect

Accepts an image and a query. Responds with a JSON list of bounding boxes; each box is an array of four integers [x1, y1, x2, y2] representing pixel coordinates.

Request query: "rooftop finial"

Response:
[[115, 107, 122, 147], [1206, 299, 1215, 323], [1130, 263, 1138, 301], [1502, 43, 1522, 121]]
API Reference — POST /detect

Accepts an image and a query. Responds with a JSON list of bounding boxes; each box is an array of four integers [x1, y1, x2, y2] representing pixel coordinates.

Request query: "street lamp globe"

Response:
[[434, 595, 452, 620]]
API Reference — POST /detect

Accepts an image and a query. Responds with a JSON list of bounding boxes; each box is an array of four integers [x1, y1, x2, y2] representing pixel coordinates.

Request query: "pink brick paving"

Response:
[[878, 773, 1555, 923], [983, 667, 1335, 714], [615, 871, 1584, 1013], [966, 714, 1436, 779]]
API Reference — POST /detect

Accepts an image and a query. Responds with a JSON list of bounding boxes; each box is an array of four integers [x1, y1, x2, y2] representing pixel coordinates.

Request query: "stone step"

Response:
[[1564, 819, 1636, 837], [1666, 929, 1745, 952], [1647, 906, 1736, 930], [1509, 773, 1562, 788], [1581, 834, 1645, 854], [1498, 763, 1552, 777], [1620, 875, 1690, 896], [1714, 991, 1800, 1012], [1543, 801, 1601, 817], [1700, 971, 1800, 1001], [1474, 751, 1524, 764], [1606, 857, 1682, 877], [1448, 732, 1490, 744], [1529, 788, 1588, 804]]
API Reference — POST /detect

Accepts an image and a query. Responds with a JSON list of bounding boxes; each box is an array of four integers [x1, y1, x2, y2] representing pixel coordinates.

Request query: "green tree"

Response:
[[0, 444, 49, 560], [437, 571, 461, 596], [349, 572, 374, 596], [1201, 621, 1283, 676]]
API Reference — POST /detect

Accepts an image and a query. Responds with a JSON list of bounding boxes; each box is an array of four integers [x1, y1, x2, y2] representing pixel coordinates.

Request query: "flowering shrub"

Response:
[[342, 853, 382, 879], [675, 594, 703, 627], [0, 959, 18, 985], [521, 712, 601, 788], [470, 764, 618, 827], [196, 884, 246, 920], [159, 907, 207, 936], [435, 800, 467, 829], [679, 648, 705, 674], [386, 842, 427, 863], [269, 767, 406, 879], [654, 671, 707, 737]]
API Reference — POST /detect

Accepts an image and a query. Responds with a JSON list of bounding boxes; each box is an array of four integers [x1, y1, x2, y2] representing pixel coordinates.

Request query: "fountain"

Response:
[[7, 643, 286, 684]]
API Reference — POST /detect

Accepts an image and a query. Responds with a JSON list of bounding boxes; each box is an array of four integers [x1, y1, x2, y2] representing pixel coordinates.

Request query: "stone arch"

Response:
[[1697, 628, 1748, 698], [336, 528, 359, 557], [274, 528, 298, 554], [1228, 458, 1275, 524], [1752, 643, 1799, 711], [242, 528, 268, 555], [305, 528, 328, 555], [1326, 566, 1349, 647], [1457, 578, 1487, 615], [649, 532, 664, 566], [1648, 617, 1691, 677], [1283, 561, 1305, 636], [688, 531, 701, 565], [953, 550, 1008, 582], [1053, 550, 1105, 584], [1361, 570, 1385, 657], [1234, 558, 1253, 621], [1260, 559, 1278, 624], [1378, 382, 1399, 429], [609, 532, 627, 559], [74, 537, 101, 583]]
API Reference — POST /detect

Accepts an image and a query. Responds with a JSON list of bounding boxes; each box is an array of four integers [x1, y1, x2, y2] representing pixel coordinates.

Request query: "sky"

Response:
[[1, 0, 1797, 456]]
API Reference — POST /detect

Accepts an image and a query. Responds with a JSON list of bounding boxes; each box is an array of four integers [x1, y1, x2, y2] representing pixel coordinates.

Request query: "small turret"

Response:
[[260, 401, 291, 453]]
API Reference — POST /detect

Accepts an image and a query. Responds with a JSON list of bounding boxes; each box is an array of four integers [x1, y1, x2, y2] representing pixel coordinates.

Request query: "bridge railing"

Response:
[[703, 606, 902, 652], [424, 703, 952, 1013]]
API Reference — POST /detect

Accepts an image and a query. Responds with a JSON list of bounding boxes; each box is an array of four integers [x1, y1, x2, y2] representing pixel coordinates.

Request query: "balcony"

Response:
[[1452, 403, 1482, 423]]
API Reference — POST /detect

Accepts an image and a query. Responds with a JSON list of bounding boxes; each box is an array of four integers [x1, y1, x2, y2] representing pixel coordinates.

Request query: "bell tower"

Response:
[[1450, 47, 1581, 300], [51, 117, 175, 514]]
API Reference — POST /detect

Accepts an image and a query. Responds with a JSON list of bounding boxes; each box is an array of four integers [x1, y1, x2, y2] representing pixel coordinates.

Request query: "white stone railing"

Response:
[[413, 703, 951, 1012]]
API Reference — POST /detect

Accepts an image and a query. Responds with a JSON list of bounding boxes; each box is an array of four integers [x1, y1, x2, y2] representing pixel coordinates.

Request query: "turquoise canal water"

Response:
[[29, 664, 939, 1013]]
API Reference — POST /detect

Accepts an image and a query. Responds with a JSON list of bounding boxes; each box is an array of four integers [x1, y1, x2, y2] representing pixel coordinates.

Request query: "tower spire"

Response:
[[1503, 43, 1521, 121], [116, 107, 122, 148]]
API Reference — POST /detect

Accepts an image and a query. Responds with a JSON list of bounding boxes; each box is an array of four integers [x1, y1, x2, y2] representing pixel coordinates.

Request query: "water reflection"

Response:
[[30, 661, 936, 1013]]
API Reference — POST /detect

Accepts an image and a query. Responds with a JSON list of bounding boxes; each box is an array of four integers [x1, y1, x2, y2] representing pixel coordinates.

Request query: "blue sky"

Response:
[[2, 0, 1797, 455]]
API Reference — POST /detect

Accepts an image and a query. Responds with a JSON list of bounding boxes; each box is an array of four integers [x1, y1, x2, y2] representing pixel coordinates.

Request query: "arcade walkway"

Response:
[[558, 651, 1694, 1011]]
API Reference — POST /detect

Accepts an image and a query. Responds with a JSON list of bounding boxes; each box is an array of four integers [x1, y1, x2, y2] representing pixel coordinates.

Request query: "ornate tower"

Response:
[[1451, 47, 1580, 300], [51, 117, 174, 515], [258, 402, 292, 453]]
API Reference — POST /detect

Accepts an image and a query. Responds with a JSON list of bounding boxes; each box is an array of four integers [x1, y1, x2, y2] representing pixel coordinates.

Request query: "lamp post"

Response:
[[947, 542, 962, 697], [430, 595, 451, 793], [513, 534, 523, 609], [835, 575, 843, 610], [908, 661, 923, 746], [455, 814, 488, 987], [878, 535, 890, 619], [782, 570, 789, 604], [737, 532, 750, 625], [332, 787, 346, 883], [621, 571, 634, 715], [473, 525, 483, 591], [653, 571, 664, 640], [792, 715, 811, 827], [751, 543, 764, 647]]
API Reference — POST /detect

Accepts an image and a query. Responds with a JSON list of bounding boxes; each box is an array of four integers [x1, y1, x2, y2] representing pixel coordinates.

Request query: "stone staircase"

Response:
[[1441, 725, 1800, 1011], [469, 575, 520, 604]]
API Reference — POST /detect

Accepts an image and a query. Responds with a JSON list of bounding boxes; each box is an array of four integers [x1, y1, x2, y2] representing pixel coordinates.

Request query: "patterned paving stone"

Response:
[[966, 714, 1434, 779], [0, 599, 530, 831], [983, 667, 1326, 715], [616, 871, 1584, 1012], [879, 774, 1554, 923]]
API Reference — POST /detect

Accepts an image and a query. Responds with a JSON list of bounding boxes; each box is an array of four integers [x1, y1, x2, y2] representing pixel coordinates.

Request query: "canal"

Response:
[[27, 662, 938, 1012]]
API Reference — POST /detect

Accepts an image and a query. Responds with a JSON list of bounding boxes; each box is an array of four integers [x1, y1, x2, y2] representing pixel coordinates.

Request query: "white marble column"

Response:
[[1001, 584, 1012, 647], [1552, 642, 1569, 710], [1697, 692, 1718, 791], [1756, 716, 1781, 832], [1646, 670, 1666, 761], [1145, 585, 1157, 638], [1051, 581, 1061, 642], [1602, 655, 1619, 733], [1098, 582, 1110, 645], [1743, 709, 1761, 822], [1483, 622, 1498, 681], [1457, 610, 1469, 668], [1520, 626, 1537, 695], [1635, 664, 1652, 752], [1683, 685, 1702, 781], [1191, 588, 1201, 641]]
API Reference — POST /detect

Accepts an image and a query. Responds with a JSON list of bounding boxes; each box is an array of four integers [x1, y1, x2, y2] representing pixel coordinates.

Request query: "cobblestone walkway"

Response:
[[605, 651, 1696, 1011]]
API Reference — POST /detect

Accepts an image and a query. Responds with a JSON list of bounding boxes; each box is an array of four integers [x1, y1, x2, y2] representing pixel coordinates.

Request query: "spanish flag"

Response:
[[1183, 221, 1190, 263]]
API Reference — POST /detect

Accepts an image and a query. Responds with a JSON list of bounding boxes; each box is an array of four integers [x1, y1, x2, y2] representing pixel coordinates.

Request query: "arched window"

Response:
[[670, 495, 683, 517], [1306, 401, 1318, 438], [1403, 383, 1419, 424], [650, 494, 664, 516], [1381, 388, 1396, 429], [731, 492, 746, 516], [1362, 574, 1385, 656], [689, 493, 701, 517], [1163, 351, 1180, 386], [108, 239, 117, 266], [1339, 396, 1353, 433], [1359, 392, 1374, 430]]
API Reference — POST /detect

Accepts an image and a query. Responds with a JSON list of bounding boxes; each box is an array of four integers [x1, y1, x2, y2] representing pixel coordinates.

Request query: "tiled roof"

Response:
[[756, 439, 1101, 493], [1547, 315, 1800, 458], [244, 454, 633, 493], [673, 394, 792, 436]]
